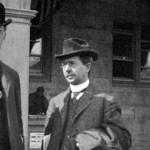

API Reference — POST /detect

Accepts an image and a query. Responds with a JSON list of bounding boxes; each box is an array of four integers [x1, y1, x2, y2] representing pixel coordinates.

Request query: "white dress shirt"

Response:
[[70, 79, 89, 100]]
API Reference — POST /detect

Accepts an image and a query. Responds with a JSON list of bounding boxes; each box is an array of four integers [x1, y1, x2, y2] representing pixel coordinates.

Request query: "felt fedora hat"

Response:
[[55, 38, 99, 61], [0, 2, 12, 26]]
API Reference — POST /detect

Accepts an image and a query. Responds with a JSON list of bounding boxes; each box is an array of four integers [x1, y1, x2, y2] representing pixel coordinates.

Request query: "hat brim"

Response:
[[55, 49, 99, 61], [0, 19, 12, 26]]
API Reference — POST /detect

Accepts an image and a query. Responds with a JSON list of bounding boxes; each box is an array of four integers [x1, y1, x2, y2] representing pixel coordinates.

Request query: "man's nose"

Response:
[[65, 64, 72, 71]]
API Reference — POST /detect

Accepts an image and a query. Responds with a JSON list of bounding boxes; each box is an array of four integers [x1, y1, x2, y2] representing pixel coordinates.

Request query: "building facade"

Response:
[[30, 1, 150, 150], [1, 0, 150, 150]]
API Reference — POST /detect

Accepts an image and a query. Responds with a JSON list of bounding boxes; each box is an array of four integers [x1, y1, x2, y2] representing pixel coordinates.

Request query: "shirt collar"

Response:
[[70, 79, 89, 93]]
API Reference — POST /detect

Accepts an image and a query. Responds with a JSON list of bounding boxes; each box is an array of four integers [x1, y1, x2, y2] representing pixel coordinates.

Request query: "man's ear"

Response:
[[86, 62, 91, 73]]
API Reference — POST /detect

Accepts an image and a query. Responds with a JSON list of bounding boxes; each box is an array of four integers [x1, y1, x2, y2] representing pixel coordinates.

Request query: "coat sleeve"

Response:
[[101, 99, 132, 150], [14, 72, 24, 138], [44, 98, 56, 135], [76, 97, 132, 150]]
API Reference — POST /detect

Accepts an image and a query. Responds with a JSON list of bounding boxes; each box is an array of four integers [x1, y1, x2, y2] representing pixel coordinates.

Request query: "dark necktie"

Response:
[[72, 88, 87, 103], [72, 92, 80, 103]]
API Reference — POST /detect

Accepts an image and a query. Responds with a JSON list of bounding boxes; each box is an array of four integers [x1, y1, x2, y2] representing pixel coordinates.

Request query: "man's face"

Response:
[[61, 56, 91, 85], [0, 26, 6, 49]]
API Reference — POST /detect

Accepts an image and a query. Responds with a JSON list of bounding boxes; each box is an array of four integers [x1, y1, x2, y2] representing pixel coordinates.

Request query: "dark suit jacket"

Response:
[[0, 61, 24, 150], [44, 82, 131, 150]]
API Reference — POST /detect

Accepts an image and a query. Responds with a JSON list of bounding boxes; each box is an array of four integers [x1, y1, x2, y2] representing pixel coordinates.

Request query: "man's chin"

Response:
[[66, 76, 74, 82], [67, 80, 75, 84], [68, 80, 81, 85]]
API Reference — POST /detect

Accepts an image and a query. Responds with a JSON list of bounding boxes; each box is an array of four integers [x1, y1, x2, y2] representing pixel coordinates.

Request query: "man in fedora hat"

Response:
[[43, 38, 132, 150], [0, 2, 24, 150]]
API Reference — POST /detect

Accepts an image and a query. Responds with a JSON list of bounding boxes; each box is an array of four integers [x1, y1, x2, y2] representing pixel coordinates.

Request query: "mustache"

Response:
[[65, 74, 75, 77]]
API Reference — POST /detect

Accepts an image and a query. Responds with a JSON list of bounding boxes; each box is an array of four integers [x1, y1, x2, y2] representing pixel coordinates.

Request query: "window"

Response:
[[29, 0, 65, 81], [113, 21, 150, 85], [30, 25, 43, 75], [140, 25, 150, 80], [29, 0, 52, 81], [113, 22, 135, 81]]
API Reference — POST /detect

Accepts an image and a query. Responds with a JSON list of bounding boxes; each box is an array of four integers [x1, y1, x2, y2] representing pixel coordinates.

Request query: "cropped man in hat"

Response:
[[0, 2, 24, 150], [43, 38, 132, 150]]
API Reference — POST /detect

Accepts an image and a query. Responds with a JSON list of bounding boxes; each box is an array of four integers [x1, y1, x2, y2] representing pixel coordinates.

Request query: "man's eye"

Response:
[[60, 61, 76, 67], [61, 62, 66, 66], [69, 62, 74, 65]]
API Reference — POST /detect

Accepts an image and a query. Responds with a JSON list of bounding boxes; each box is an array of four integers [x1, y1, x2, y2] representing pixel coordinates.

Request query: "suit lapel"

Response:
[[73, 83, 94, 121], [0, 62, 11, 98], [59, 83, 95, 125], [60, 88, 71, 128], [73, 92, 92, 121], [1, 75, 10, 98]]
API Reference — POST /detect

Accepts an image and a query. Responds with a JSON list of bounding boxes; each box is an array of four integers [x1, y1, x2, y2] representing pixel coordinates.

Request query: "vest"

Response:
[[59, 94, 79, 150]]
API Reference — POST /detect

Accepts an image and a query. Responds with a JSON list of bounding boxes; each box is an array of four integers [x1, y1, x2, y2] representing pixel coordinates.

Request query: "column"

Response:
[[0, 0, 36, 149]]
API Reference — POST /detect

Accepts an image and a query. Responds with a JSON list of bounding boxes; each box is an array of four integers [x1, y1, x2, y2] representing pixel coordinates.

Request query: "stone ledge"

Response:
[[6, 7, 37, 20], [28, 115, 46, 126]]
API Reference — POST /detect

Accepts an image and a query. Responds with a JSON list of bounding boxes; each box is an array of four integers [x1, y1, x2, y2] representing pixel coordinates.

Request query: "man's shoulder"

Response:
[[0, 61, 18, 76], [48, 88, 70, 111], [52, 88, 70, 100], [88, 82, 114, 102], [93, 93, 114, 102]]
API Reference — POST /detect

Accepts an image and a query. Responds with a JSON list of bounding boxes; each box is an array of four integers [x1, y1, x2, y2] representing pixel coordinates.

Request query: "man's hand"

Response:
[[75, 129, 103, 150]]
